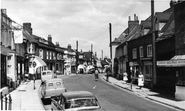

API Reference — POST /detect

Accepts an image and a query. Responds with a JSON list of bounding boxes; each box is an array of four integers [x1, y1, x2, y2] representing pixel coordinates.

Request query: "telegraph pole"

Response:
[[76, 41, 78, 71], [109, 23, 113, 74], [151, 0, 156, 87], [91, 44, 93, 65], [102, 50, 103, 60], [109, 23, 112, 60]]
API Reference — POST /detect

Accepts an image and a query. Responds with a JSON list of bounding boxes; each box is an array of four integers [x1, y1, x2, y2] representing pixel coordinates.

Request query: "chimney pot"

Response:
[[48, 35, 52, 42], [134, 14, 136, 21], [129, 16, 131, 21]]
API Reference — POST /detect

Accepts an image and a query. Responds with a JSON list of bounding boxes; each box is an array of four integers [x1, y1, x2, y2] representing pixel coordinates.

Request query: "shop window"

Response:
[[176, 70, 185, 86], [145, 65, 152, 80]]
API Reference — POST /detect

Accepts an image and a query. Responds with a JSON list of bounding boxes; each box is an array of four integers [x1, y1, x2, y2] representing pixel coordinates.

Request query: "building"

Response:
[[1, 9, 16, 90], [64, 44, 76, 74]]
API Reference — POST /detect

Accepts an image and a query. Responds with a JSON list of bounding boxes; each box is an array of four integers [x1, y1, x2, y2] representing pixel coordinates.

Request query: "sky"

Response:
[[1, 0, 171, 58]]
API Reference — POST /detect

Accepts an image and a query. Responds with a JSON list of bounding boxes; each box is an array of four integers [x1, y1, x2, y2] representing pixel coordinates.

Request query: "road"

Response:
[[43, 74, 179, 111]]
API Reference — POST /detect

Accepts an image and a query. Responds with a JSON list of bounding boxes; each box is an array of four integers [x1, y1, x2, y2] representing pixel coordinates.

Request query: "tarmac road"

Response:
[[61, 74, 179, 111]]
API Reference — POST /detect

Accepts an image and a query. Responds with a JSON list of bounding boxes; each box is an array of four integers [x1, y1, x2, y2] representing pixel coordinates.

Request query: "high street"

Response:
[[46, 74, 179, 111]]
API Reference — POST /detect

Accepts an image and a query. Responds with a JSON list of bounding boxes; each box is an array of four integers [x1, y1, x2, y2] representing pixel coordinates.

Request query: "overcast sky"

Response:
[[1, 0, 171, 58]]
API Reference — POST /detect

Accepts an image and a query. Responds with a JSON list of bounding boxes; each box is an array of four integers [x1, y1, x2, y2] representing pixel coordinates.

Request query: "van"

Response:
[[41, 70, 57, 82], [40, 78, 66, 99]]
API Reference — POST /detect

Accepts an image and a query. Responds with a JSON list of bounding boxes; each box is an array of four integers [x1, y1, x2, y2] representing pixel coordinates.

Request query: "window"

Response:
[[48, 83, 53, 87], [50, 51, 52, 60], [139, 46, 144, 57], [123, 45, 127, 55], [39, 49, 43, 59], [132, 48, 137, 59], [53, 52, 56, 60], [56, 82, 61, 86], [147, 45, 152, 57], [46, 51, 49, 59]]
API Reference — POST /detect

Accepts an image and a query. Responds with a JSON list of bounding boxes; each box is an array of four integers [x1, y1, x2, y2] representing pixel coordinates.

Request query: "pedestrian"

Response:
[[106, 68, 111, 82], [123, 72, 128, 84], [94, 67, 99, 81], [138, 72, 144, 89]]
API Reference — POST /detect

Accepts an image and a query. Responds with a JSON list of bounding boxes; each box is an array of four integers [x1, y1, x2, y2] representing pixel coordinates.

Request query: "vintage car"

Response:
[[40, 78, 66, 99], [41, 70, 57, 82], [51, 91, 103, 111]]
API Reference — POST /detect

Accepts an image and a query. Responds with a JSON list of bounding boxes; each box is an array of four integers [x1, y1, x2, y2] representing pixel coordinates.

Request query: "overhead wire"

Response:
[[93, 0, 140, 41]]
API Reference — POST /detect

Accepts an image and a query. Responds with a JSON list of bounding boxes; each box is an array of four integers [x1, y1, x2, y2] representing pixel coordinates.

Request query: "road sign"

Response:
[[129, 62, 133, 67], [33, 61, 37, 68]]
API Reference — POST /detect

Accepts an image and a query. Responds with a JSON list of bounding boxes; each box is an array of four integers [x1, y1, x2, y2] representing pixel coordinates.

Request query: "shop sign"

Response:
[[157, 60, 185, 67]]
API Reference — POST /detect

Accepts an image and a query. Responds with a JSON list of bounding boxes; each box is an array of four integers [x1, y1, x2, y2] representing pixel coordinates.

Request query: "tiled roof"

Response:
[[23, 31, 36, 42], [125, 25, 142, 41], [155, 12, 171, 22], [156, 11, 174, 42], [141, 20, 151, 29]]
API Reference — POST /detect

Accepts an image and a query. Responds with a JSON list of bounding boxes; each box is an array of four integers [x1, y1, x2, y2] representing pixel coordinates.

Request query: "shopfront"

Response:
[[157, 58, 185, 100]]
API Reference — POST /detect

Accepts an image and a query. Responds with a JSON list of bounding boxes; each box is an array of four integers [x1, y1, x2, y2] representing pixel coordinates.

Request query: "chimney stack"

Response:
[[67, 44, 71, 49], [1, 9, 7, 14], [128, 14, 139, 34], [48, 35, 52, 42], [23, 23, 32, 35], [56, 42, 60, 47]]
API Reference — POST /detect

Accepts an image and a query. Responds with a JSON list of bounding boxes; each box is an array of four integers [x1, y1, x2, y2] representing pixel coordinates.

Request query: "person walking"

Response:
[[106, 68, 111, 82], [138, 72, 144, 89], [123, 72, 128, 84], [94, 67, 99, 81]]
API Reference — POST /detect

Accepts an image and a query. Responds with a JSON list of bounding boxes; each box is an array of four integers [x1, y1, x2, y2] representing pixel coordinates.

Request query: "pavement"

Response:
[[102, 75, 185, 111], [1, 79, 45, 111]]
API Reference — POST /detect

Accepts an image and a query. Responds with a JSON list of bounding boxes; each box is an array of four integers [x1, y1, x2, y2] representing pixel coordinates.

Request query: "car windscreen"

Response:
[[65, 98, 99, 109]]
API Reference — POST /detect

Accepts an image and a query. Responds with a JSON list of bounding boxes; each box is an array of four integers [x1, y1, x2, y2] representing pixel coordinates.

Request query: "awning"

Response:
[[33, 56, 46, 69], [157, 60, 185, 67], [171, 55, 185, 60]]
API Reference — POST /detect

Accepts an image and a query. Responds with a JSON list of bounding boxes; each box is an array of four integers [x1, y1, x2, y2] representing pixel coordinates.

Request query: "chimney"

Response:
[[1, 9, 7, 14], [170, 0, 176, 7], [56, 42, 60, 47], [23, 23, 32, 35], [128, 14, 139, 34], [67, 44, 71, 49], [48, 35, 52, 42]]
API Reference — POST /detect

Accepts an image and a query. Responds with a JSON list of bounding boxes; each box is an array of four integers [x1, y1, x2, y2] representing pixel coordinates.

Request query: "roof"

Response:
[[155, 12, 171, 22], [23, 31, 36, 42], [63, 91, 94, 100], [45, 78, 63, 83], [141, 20, 151, 29], [156, 11, 174, 42], [33, 34, 55, 46], [125, 25, 141, 41]]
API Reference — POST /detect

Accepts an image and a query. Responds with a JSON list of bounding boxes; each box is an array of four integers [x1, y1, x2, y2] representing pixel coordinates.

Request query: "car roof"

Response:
[[62, 91, 95, 100], [46, 78, 62, 82]]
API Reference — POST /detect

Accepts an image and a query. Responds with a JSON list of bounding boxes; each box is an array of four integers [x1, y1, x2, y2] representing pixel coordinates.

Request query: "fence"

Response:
[[0, 92, 12, 110]]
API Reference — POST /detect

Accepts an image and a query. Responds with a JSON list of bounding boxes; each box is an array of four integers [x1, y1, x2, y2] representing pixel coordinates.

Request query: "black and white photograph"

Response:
[[1, 0, 185, 110]]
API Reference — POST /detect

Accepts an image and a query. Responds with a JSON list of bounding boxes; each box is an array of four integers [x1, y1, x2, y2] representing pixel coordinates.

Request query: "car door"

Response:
[[45, 82, 55, 98], [54, 81, 66, 96]]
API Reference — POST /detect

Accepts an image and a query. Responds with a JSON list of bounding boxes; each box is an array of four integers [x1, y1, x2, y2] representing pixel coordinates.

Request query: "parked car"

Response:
[[51, 91, 103, 111], [41, 70, 57, 82], [40, 78, 66, 99]]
